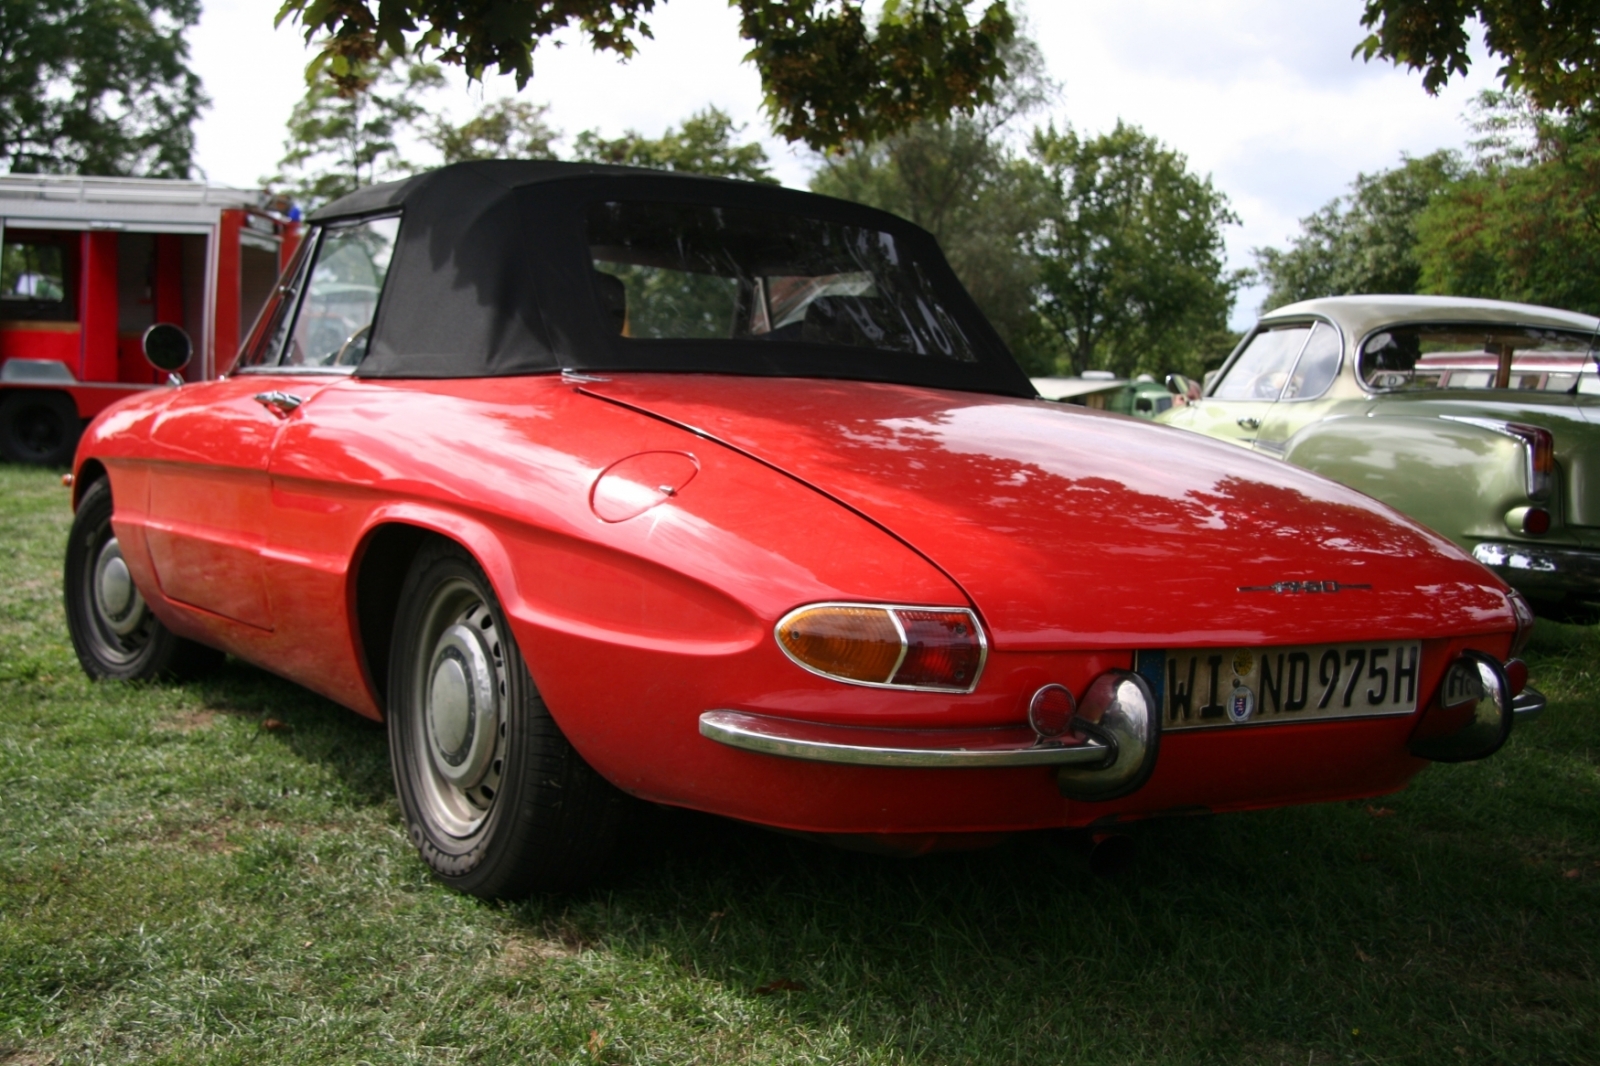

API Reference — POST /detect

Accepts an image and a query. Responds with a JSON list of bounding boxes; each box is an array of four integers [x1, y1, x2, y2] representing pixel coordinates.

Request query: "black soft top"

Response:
[[309, 160, 1033, 396]]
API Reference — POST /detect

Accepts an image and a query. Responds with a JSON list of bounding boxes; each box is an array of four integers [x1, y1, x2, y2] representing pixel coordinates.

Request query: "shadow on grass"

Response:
[[192, 658, 393, 808]]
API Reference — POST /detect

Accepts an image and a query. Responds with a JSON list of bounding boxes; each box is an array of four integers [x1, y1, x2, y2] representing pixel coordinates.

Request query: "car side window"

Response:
[[280, 216, 400, 369], [1282, 322, 1341, 399], [1212, 325, 1312, 400]]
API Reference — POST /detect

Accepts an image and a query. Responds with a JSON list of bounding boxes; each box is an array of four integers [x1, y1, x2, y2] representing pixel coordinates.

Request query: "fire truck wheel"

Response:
[[64, 477, 225, 681], [0, 391, 82, 466]]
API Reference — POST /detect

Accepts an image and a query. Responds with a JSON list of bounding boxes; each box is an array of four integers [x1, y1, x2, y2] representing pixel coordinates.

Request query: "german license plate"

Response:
[[1136, 642, 1421, 731]]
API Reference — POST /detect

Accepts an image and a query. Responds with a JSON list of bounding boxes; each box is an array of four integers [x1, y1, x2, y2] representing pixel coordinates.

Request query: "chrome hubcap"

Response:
[[413, 583, 507, 838], [92, 538, 146, 637]]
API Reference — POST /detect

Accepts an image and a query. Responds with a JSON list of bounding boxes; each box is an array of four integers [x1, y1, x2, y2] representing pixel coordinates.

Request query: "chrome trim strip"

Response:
[[1513, 686, 1546, 721], [772, 602, 988, 694], [699, 710, 1107, 768], [884, 608, 911, 682]]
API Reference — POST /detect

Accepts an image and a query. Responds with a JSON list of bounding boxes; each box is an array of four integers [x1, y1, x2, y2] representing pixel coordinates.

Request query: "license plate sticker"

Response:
[[1136, 643, 1421, 731]]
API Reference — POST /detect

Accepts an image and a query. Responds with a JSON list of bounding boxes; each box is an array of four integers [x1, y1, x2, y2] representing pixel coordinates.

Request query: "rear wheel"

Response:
[[388, 540, 629, 897], [0, 391, 82, 466], [63, 477, 224, 680]]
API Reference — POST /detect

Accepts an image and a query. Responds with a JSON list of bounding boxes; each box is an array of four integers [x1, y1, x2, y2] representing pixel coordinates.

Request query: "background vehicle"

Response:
[[1159, 295, 1600, 621], [0, 174, 299, 464], [1032, 372, 1185, 418]]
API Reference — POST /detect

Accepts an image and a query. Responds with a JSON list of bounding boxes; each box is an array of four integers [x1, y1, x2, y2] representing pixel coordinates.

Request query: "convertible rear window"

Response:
[[588, 200, 976, 362], [1360, 324, 1599, 393]]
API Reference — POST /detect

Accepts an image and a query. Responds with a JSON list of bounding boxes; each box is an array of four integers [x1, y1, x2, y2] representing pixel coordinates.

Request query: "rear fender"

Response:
[[1284, 415, 1538, 542]]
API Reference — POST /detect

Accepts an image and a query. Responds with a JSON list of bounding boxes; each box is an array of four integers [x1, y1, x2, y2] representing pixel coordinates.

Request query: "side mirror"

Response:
[[142, 323, 193, 379], [1165, 373, 1201, 399]]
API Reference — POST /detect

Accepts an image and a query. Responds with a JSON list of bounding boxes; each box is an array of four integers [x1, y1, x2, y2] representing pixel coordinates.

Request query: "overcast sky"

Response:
[[187, 0, 1498, 325]]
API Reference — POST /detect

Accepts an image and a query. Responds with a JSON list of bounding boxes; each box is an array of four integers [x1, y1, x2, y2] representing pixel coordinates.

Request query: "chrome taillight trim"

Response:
[[773, 602, 988, 694], [1441, 416, 1554, 500]]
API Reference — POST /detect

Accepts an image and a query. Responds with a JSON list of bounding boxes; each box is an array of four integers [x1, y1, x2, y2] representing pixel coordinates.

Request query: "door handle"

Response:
[[1236, 417, 1260, 430], [253, 391, 305, 418]]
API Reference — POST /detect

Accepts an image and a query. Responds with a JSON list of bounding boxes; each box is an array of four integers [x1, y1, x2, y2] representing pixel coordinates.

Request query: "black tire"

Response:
[[388, 540, 629, 897], [0, 391, 82, 466], [64, 478, 225, 681]]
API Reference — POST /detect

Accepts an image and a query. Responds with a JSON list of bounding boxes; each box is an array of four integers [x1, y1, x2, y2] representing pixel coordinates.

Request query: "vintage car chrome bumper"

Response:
[[1472, 541, 1600, 602], [706, 672, 1162, 803], [699, 710, 1114, 767]]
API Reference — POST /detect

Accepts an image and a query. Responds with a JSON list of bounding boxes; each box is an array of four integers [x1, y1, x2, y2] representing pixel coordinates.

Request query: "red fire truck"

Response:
[[0, 174, 299, 464]]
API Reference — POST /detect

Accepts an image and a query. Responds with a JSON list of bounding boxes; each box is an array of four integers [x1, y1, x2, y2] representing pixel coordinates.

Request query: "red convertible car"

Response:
[[64, 162, 1537, 896]]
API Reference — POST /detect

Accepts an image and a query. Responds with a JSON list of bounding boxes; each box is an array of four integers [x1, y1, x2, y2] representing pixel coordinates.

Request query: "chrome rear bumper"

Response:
[[1472, 542, 1600, 606], [698, 710, 1114, 768], [1514, 685, 1546, 722]]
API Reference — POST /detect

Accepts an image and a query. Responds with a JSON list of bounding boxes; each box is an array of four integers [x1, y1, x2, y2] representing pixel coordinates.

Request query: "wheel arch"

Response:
[[72, 458, 108, 510], [348, 508, 528, 716]]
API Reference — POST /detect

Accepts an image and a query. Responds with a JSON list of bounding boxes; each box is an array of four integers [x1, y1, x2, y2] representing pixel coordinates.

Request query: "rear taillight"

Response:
[[1504, 422, 1555, 500], [776, 603, 986, 692]]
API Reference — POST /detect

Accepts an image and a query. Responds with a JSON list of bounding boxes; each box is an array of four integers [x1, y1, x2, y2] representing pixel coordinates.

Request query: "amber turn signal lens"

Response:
[[777, 606, 903, 684], [775, 604, 986, 691]]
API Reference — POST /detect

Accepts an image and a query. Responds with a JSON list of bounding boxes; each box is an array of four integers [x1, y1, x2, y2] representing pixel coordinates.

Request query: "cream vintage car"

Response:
[[1160, 295, 1600, 622]]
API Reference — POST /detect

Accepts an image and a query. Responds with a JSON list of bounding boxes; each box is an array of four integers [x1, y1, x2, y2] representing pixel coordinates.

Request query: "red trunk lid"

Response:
[[581, 375, 1513, 648]]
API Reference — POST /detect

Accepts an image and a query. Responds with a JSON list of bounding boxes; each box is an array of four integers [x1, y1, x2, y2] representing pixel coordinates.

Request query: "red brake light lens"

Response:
[[775, 604, 986, 692], [892, 610, 985, 689]]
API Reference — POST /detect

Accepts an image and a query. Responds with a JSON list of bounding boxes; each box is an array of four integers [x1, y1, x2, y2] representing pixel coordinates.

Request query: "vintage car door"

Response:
[[141, 217, 396, 635], [139, 236, 317, 631], [1188, 321, 1322, 448]]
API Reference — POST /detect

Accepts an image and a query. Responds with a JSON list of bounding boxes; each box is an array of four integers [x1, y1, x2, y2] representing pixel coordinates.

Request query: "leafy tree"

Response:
[[1028, 122, 1242, 378], [1, 0, 207, 176], [809, 37, 1053, 368], [424, 98, 558, 162], [273, 0, 1016, 151], [1415, 104, 1600, 313], [268, 51, 444, 208], [570, 107, 776, 182], [1253, 150, 1463, 310], [1357, 0, 1600, 114]]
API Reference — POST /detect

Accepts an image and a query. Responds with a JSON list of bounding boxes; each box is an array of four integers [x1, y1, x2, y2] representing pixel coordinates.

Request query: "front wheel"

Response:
[[63, 477, 224, 680], [387, 541, 629, 897]]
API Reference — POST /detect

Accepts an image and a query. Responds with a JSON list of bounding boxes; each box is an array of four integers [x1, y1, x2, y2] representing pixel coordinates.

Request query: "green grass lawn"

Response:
[[2, 463, 1598, 1066]]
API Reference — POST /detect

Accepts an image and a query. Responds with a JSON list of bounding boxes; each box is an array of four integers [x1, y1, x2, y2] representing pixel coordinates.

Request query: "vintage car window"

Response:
[[589, 201, 976, 361], [1361, 323, 1599, 392], [0, 236, 72, 322], [1281, 322, 1341, 399], [1211, 324, 1313, 400], [279, 216, 401, 369]]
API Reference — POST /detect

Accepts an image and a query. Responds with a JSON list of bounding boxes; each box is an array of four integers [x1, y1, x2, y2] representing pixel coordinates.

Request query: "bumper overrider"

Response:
[[1473, 541, 1600, 620]]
